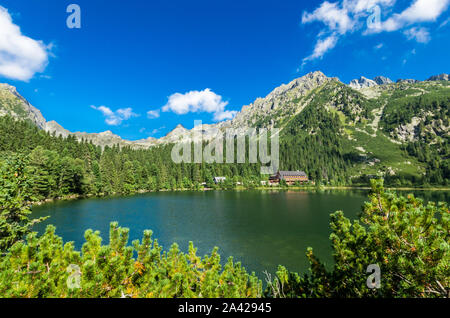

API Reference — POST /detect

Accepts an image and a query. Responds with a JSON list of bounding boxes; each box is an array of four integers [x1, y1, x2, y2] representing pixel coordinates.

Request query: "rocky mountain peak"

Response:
[[153, 124, 190, 144], [99, 130, 114, 136], [45, 120, 70, 137], [427, 74, 449, 81], [349, 76, 378, 89], [0, 83, 47, 129], [302, 70, 329, 82], [374, 76, 393, 85], [396, 79, 419, 84], [0, 83, 17, 93], [173, 124, 187, 132], [229, 71, 340, 129], [267, 71, 335, 98]]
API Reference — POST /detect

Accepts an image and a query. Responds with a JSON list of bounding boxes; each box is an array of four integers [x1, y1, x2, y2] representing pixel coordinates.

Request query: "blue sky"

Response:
[[0, 0, 449, 140]]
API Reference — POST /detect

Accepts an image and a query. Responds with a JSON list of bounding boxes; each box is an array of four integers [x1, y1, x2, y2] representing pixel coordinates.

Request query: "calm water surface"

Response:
[[31, 189, 449, 277]]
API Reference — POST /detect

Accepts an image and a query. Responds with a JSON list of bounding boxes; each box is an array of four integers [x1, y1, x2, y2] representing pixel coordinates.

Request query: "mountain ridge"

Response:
[[0, 71, 448, 150]]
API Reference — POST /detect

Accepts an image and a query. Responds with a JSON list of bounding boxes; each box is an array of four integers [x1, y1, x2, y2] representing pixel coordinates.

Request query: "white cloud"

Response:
[[147, 109, 160, 119], [400, 0, 449, 21], [403, 27, 430, 43], [162, 89, 228, 114], [344, 0, 396, 14], [301, 0, 396, 63], [302, 34, 339, 65], [300, 0, 449, 64], [380, 0, 450, 31], [213, 110, 238, 121], [91, 105, 139, 126], [302, 0, 396, 34], [139, 126, 165, 135], [374, 42, 384, 49], [162, 88, 236, 121], [151, 126, 166, 134], [439, 17, 450, 28], [302, 2, 354, 34], [0, 6, 49, 81], [402, 48, 417, 65]]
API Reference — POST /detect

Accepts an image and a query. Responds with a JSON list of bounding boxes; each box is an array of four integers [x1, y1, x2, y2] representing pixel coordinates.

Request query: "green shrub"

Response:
[[265, 179, 449, 298], [0, 222, 262, 298]]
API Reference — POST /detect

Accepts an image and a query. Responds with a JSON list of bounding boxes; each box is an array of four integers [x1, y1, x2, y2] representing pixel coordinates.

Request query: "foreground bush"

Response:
[[0, 222, 262, 298], [266, 180, 449, 298], [0, 156, 46, 252]]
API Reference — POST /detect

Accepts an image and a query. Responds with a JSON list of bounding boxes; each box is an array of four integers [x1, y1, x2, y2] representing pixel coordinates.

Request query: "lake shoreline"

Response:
[[31, 185, 450, 206]]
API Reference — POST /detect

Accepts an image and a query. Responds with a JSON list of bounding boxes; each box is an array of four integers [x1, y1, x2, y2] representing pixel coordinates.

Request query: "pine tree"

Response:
[[0, 155, 46, 251]]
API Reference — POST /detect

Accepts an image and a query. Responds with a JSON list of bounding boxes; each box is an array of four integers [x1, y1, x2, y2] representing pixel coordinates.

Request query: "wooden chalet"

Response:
[[269, 171, 308, 185]]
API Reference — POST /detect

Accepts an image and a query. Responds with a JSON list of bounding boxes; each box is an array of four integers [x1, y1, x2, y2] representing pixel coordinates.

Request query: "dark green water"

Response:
[[31, 189, 448, 278]]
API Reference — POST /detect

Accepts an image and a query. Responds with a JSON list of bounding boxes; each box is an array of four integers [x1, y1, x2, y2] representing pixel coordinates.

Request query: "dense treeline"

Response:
[[281, 102, 351, 184], [0, 114, 355, 202], [404, 140, 450, 186], [0, 116, 266, 200]]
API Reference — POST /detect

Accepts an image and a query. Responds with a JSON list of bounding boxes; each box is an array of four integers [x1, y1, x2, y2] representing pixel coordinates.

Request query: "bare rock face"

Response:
[[348, 76, 393, 90], [160, 124, 188, 143], [427, 74, 449, 81], [230, 71, 339, 129], [73, 130, 127, 147], [349, 76, 378, 89], [374, 76, 393, 85], [396, 79, 419, 84], [0, 83, 47, 129], [45, 121, 71, 137]]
